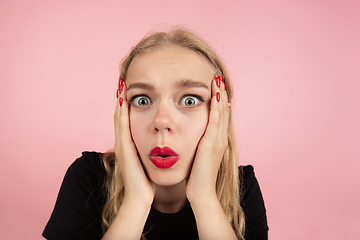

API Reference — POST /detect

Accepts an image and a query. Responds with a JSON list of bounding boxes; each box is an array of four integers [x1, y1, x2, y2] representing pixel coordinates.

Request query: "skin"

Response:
[[126, 46, 214, 212], [102, 45, 236, 240]]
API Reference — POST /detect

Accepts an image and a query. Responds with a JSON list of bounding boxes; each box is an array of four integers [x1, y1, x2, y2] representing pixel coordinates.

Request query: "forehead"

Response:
[[126, 45, 216, 87]]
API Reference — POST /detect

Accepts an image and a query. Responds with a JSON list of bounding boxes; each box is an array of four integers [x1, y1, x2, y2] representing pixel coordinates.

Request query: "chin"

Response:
[[142, 162, 190, 187], [148, 170, 187, 187]]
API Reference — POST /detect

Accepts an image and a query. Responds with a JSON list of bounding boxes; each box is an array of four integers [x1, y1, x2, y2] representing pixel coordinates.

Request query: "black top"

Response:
[[42, 152, 268, 240]]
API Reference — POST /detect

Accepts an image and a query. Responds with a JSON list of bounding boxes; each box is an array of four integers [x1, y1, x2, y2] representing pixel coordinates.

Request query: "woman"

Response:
[[43, 28, 268, 240]]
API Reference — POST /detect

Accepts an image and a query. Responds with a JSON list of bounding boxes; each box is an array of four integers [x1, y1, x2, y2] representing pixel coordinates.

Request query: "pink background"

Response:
[[1, 0, 359, 239]]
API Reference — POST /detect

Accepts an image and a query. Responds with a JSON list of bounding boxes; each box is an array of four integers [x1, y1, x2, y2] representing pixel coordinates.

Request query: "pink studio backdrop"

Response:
[[1, 0, 359, 239]]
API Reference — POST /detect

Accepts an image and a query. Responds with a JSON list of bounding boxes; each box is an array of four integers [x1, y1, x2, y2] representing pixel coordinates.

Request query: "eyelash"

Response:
[[129, 94, 152, 107], [128, 94, 205, 107], [179, 94, 205, 107]]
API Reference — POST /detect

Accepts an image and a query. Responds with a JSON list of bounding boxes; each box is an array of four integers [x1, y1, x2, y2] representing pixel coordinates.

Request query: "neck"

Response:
[[153, 180, 187, 213]]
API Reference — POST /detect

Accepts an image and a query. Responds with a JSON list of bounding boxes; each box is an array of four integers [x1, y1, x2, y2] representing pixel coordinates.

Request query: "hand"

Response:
[[185, 76, 237, 239], [186, 75, 231, 204], [103, 81, 155, 240], [114, 79, 155, 207]]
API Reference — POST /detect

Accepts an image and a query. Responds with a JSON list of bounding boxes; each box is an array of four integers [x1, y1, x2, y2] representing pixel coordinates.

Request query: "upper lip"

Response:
[[150, 146, 178, 157]]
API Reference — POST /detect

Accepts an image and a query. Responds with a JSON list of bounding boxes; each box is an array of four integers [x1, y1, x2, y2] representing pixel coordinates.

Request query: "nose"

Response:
[[152, 103, 175, 133]]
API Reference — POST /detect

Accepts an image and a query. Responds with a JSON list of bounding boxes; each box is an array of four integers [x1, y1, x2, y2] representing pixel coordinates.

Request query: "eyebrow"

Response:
[[127, 82, 153, 91], [127, 79, 209, 91], [175, 79, 209, 90]]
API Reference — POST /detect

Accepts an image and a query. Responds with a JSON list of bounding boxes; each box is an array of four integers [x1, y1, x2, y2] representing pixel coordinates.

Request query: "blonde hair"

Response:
[[101, 27, 245, 239]]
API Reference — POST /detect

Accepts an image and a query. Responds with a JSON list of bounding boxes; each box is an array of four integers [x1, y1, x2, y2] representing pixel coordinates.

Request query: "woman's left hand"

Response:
[[186, 75, 231, 204], [186, 76, 237, 239]]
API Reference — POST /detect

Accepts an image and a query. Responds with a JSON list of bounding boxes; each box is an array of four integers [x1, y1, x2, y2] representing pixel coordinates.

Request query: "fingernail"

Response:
[[218, 76, 226, 90], [216, 92, 220, 102], [119, 82, 123, 94], [118, 79, 123, 90], [119, 97, 123, 107], [215, 76, 221, 88], [116, 89, 119, 98]]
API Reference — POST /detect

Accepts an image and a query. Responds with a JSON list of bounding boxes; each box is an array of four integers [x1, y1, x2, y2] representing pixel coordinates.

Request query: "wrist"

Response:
[[187, 191, 218, 208], [122, 194, 153, 211], [102, 196, 151, 240]]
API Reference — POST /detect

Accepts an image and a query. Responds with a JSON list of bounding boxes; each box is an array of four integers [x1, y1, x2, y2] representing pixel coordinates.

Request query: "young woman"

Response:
[[43, 28, 268, 240]]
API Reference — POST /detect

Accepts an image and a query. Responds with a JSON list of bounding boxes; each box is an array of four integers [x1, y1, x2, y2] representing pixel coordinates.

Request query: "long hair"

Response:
[[101, 27, 245, 239]]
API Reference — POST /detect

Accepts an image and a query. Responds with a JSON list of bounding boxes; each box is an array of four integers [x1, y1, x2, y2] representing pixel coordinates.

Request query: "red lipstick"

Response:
[[149, 146, 179, 169]]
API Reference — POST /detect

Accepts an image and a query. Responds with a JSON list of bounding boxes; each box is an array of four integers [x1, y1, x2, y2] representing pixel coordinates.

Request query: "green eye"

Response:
[[138, 98, 149, 106], [180, 96, 200, 107], [131, 96, 151, 107], [184, 98, 196, 106], [137, 97, 150, 106]]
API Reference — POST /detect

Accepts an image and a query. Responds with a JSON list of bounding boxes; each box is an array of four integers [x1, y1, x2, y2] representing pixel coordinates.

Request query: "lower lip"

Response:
[[149, 156, 179, 169]]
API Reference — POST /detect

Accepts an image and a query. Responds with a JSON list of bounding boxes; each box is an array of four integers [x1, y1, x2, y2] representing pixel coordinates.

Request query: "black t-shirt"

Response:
[[42, 152, 268, 239]]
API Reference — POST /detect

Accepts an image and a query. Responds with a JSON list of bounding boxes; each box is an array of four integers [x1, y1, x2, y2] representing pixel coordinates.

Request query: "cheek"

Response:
[[129, 112, 145, 151], [184, 111, 209, 144]]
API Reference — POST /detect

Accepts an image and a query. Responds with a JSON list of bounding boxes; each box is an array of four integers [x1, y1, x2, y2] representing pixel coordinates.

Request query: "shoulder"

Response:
[[239, 165, 258, 193], [68, 151, 104, 173], [66, 151, 104, 180], [239, 165, 254, 180], [238, 165, 269, 240], [42, 151, 106, 240], [61, 151, 106, 192]]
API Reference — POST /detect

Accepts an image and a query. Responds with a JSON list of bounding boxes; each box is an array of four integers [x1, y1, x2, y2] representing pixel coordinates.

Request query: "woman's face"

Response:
[[126, 45, 216, 186]]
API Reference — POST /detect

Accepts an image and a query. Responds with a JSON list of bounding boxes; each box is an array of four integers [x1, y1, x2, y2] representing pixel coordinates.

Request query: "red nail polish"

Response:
[[116, 89, 119, 98], [118, 79, 123, 89], [215, 76, 221, 88], [119, 97, 123, 107], [218, 76, 226, 90], [119, 82, 123, 94], [216, 92, 220, 102]]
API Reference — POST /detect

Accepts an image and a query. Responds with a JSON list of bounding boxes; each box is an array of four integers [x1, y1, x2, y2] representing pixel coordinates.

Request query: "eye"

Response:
[[130, 95, 151, 107], [179, 95, 203, 107]]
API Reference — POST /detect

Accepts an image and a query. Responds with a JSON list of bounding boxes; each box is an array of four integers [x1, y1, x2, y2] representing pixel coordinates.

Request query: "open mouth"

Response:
[[149, 147, 179, 169]]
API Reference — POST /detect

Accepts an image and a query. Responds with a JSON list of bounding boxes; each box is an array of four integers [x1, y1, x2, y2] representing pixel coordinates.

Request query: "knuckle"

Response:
[[211, 118, 220, 128], [225, 105, 231, 113], [118, 121, 129, 131], [220, 109, 227, 118], [210, 113, 221, 126]]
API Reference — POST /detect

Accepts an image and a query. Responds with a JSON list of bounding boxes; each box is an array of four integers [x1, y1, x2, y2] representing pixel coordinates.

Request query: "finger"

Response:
[[202, 76, 221, 141], [203, 75, 230, 146], [114, 80, 133, 148], [219, 77, 230, 139]]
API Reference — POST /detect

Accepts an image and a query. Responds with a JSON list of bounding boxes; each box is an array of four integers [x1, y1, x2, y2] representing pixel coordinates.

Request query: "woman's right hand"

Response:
[[103, 80, 154, 240], [114, 79, 155, 208]]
